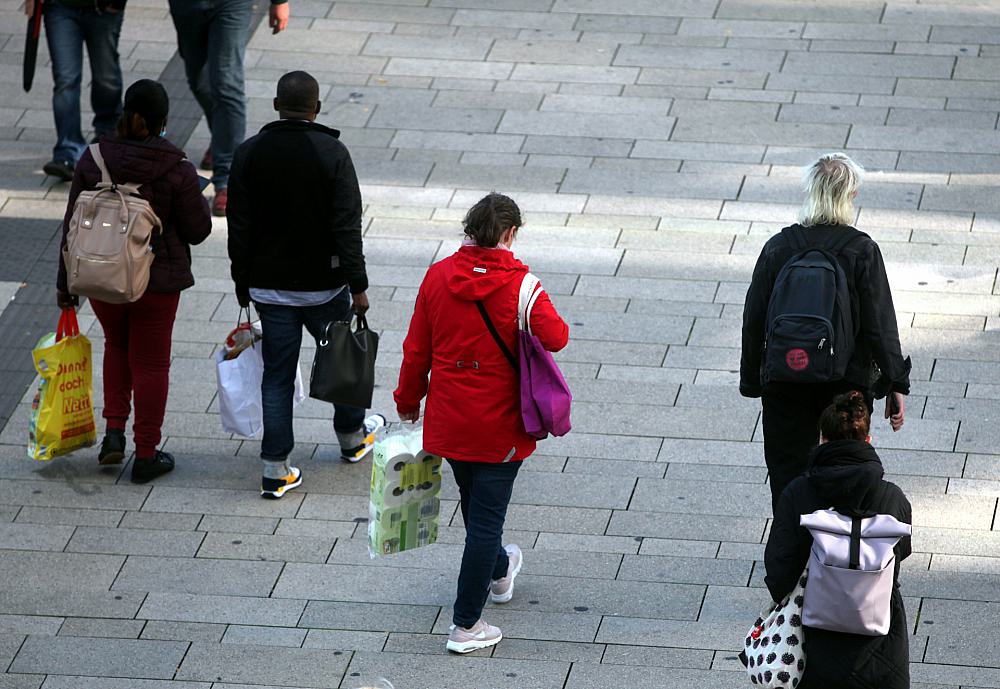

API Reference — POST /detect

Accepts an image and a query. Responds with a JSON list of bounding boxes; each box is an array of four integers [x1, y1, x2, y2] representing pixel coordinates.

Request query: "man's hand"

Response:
[[24, 0, 35, 17], [885, 392, 905, 432], [236, 287, 251, 308], [398, 409, 419, 423], [351, 291, 369, 315], [269, 2, 289, 34]]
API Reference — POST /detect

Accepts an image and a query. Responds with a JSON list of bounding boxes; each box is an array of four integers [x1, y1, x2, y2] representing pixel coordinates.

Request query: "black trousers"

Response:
[[761, 381, 872, 513]]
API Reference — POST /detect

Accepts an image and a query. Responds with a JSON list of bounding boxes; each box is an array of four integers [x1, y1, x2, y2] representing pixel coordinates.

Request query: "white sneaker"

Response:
[[489, 544, 522, 604], [340, 414, 386, 463], [446, 618, 502, 654]]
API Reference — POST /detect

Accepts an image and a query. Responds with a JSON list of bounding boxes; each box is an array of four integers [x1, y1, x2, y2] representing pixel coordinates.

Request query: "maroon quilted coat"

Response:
[[57, 136, 212, 295]]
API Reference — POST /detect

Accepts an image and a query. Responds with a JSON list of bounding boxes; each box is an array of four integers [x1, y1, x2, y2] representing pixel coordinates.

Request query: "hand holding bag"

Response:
[[739, 567, 808, 688], [309, 314, 379, 409]]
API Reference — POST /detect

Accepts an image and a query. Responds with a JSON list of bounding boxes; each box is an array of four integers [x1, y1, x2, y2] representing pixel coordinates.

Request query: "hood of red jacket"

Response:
[[445, 245, 528, 301], [94, 136, 187, 185]]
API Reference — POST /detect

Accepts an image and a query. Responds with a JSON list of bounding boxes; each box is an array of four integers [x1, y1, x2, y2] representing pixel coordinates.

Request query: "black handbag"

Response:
[[309, 314, 379, 408]]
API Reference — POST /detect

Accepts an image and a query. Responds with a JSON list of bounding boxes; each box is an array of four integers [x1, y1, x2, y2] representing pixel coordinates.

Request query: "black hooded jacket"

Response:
[[740, 224, 911, 400], [765, 440, 913, 689], [227, 119, 368, 302]]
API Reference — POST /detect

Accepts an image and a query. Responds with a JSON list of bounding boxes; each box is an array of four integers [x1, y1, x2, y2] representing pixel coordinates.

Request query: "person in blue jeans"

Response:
[[227, 71, 381, 499], [33, 0, 125, 181], [167, 0, 290, 217]]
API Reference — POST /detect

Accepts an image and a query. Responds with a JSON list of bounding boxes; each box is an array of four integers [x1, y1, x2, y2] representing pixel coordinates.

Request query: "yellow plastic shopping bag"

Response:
[[28, 308, 97, 460]]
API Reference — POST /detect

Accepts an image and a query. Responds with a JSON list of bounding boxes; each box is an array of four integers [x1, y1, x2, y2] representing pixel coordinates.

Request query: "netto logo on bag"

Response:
[[63, 143, 161, 304], [762, 227, 859, 386]]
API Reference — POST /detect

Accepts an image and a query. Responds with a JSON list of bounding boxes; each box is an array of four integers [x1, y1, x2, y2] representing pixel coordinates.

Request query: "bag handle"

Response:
[[517, 272, 541, 334], [319, 313, 370, 348], [849, 516, 862, 570], [56, 308, 79, 342], [476, 301, 517, 370]]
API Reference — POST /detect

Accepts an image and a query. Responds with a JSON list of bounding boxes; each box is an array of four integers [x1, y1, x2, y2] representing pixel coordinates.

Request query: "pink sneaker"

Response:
[[446, 618, 502, 654], [489, 544, 522, 604]]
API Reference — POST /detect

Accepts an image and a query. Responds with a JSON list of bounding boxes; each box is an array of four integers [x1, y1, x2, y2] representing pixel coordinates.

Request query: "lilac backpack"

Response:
[[516, 274, 572, 438], [800, 508, 910, 636], [476, 273, 572, 440]]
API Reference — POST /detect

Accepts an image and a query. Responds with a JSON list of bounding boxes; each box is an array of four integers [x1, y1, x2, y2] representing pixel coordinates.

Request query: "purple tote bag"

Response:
[[517, 274, 572, 439]]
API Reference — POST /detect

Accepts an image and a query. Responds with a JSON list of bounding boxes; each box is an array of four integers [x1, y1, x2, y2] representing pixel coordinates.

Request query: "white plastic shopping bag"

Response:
[[215, 318, 305, 439]]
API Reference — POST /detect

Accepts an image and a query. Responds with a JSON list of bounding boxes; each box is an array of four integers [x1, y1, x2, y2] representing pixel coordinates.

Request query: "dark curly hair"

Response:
[[819, 391, 870, 441], [462, 192, 522, 248]]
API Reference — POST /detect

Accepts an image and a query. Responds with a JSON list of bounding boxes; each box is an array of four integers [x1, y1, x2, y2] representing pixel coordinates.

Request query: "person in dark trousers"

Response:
[[395, 194, 570, 654], [765, 391, 912, 689], [227, 70, 383, 500], [740, 153, 911, 512], [168, 0, 290, 216], [56, 79, 212, 483], [29, 0, 126, 181]]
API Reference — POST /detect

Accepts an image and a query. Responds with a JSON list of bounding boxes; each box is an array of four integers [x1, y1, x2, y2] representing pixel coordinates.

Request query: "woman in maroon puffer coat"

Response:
[[57, 79, 212, 484]]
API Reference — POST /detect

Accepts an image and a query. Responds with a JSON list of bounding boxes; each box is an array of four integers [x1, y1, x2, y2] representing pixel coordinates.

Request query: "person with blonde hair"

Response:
[[740, 152, 911, 512]]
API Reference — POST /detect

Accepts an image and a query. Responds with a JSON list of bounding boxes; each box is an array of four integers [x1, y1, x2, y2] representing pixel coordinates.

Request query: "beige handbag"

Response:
[[63, 143, 161, 303]]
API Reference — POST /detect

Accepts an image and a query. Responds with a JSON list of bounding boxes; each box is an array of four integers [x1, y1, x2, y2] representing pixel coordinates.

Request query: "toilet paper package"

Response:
[[368, 425, 442, 557]]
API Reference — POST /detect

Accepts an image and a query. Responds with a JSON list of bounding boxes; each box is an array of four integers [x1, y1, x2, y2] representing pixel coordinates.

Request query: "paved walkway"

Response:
[[1, 1, 1000, 688]]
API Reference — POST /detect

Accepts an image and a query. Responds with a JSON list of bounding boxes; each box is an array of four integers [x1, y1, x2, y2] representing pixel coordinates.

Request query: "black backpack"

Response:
[[763, 227, 860, 385]]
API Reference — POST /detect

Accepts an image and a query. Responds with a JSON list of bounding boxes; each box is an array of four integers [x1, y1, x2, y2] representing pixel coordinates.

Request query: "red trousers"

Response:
[[90, 291, 180, 458]]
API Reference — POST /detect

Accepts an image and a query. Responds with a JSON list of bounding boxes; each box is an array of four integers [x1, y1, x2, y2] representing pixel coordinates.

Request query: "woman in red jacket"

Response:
[[56, 80, 212, 484], [395, 193, 569, 654]]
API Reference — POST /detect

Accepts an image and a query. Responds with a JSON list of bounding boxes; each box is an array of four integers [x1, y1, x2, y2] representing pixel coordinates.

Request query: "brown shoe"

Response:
[[212, 188, 227, 217], [199, 148, 212, 170]]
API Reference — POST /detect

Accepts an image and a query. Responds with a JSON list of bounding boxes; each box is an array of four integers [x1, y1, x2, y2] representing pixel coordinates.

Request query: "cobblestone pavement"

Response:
[[1, 1, 1000, 688]]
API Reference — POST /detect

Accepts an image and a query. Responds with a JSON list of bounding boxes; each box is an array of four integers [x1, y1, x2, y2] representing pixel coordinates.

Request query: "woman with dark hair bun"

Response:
[[56, 79, 212, 484], [763, 391, 913, 689]]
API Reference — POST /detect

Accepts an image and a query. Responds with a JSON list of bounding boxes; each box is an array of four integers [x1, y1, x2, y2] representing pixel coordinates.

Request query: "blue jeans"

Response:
[[168, 0, 251, 190], [44, 0, 123, 163], [448, 458, 522, 628], [255, 291, 366, 463]]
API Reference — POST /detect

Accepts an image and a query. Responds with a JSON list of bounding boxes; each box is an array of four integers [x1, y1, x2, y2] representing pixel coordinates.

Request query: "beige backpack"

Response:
[[63, 143, 161, 304]]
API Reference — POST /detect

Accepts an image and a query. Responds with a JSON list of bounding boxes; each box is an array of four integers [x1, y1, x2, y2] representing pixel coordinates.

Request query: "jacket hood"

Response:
[[807, 439, 884, 514], [97, 136, 187, 184], [445, 245, 528, 301], [261, 119, 341, 138]]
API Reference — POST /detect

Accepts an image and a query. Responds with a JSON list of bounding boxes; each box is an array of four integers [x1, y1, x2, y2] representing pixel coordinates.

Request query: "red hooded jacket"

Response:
[[395, 245, 569, 463]]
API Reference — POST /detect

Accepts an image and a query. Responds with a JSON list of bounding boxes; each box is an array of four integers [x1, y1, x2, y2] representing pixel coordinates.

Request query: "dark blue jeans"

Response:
[[448, 458, 522, 628], [44, 0, 123, 163], [255, 291, 366, 462], [167, 0, 251, 189]]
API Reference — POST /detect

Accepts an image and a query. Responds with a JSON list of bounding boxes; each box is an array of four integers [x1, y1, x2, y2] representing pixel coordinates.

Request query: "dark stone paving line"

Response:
[[0, 6, 267, 434]]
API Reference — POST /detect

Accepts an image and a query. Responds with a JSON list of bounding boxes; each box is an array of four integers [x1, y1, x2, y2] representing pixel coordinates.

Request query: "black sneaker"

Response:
[[98, 429, 126, 466], [130, 450, 175, 484], [43, 159, 74, 182], [261, 466, 302, 499]]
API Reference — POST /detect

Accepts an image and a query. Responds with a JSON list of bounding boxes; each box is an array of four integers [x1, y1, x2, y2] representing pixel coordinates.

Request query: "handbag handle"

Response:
[[56, 307, 79, 342], [319, 313, 370, 348]]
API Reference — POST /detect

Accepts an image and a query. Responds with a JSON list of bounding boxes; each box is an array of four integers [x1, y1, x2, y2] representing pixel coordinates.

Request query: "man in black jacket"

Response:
[[740, 153, 911, 512], [228, 71, 383, 500]]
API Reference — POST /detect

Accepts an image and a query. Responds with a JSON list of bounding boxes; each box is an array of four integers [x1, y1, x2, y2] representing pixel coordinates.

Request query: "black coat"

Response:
[[58, 136, 212, 294], [765, 440, 913, 689], [227, 119, 368, 302], [740, 224, 911, 400]]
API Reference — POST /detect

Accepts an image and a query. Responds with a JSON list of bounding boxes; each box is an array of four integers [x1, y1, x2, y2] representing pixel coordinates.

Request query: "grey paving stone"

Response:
[[0, 523, 74, 551], [39, 681, 209, 689], [140, 620, 225, 643], [0, 613, 62, 636], [175, 642, 351, 687], [299, 600, 439, 634], [602, 643, 714, 668], [430, 608, 600, 643], [196, 531, 334, 563], [138, 592, 305, 627], [504, 504, 611, 535], [13, 506, 122, 527], [66, 526, 204, 557], [113, 555, 283, 597], [617, 553, 752, 586], [0, 479, 148, 511], [0, 550, 124, 591], [567, 663, 746, 688], [222, 624, 308, 648], [142, 486, 302, 517], [303, 628, 387, 651], [342, 651, 569, 689], [385, 57, 514, 80], [10, 636, 187, 679], [57, 617, 144, 639], [511, 63, 641, 84], [608, 510, 767, 543], [0, 675, 42, 689], [501, 111, 673, 140], [493, 638, 605, 663]]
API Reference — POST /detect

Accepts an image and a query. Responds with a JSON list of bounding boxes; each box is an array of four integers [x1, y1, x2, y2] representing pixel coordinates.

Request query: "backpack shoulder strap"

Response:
[[781, 225, 807, 251], [827, 229, 865, 255], [849, 516, 862, 570], [476, 301, 518, 370], [89, 143, 112, 186]]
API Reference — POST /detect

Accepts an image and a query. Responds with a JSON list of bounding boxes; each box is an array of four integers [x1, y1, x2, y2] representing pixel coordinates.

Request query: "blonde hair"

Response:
[[799, 153, 863, 227]]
